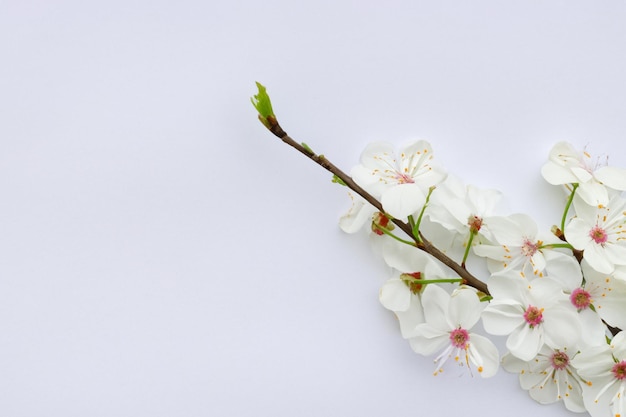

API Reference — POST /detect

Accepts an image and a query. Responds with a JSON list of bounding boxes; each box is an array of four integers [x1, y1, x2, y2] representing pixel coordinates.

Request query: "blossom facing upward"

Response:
[[502, 344, 586, 413], [410, 285, 499, 378], [565, 195, 626, 274], [351, 141, 446, 220], [473, 213, 565, 278], [572, 331, 626, 417], [481, 273, 581, 361]]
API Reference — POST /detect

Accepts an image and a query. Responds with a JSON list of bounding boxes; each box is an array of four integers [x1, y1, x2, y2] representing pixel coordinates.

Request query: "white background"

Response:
[[2, 1, 626, 416]]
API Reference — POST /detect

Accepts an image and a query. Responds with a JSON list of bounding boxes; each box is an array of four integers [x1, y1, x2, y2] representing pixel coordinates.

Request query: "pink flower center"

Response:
[[395, 172, 415, 184], [467, 215, 483, 233], [523, 305, 544, 327], [449, 328, 469, 349], [570, 288, 592, 310], [550, 350, 570, 370], [612, 361, 626, 380], [589, 225, 608, 244], [521, 239, 538, 257]]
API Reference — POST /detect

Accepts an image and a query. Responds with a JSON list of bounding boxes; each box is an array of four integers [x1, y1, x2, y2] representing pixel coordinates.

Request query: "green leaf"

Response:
[[332, 175, 346, 186], [251, 82, 274, 123]]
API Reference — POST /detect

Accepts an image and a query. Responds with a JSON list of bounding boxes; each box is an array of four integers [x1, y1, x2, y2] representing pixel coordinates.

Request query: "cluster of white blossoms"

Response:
[[340, 140, 626, 417]]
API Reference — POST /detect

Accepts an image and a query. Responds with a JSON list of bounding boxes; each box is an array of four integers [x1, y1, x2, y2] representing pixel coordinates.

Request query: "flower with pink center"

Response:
[[572, 331, 626, 417], [613, 361, 626, 380], [450, 328, 469, 348], [473, 213, 565, 278], [521, 239, 538, 257], [350, 140, 446, 220], [569, 288, 592, 310], [502, 344, 586, 412], [577, 261, 626, 334], [589, 225, 609, 244], [565, 195, 626, 274], [410, 285, 499, 378], [545, 260, 626, 348], [523, 305, 544, 327], [482, 272, 581, 361], [551, 350, 570, 370]]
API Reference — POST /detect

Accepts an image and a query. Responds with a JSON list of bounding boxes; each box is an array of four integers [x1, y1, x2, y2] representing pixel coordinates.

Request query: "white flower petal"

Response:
[[399, 140, 433, 178], [482, 303, 524, 336], [507, 324, 543, 361], [564, 218, 593, 250], [542, 308, 581, 348], [577, 181, 609, 206], [467, 333, 500, 378], [379, 278, 411, 311], [410, 324, 449, 355], [339, 193, 375, 233], [603, 242, 626, 267], [395, 298, 425, 339], [382, 239, 440, 274], [484, 216, 520, 246], [449, 288, 483, 329], [542, 250, 584, 289], [541, 161, 579, 185], [583, 242, 615, 274], [381, 183, 425, 220], [421, 284, 451, 331], [595, 166, 626, 190], [575, 308, 606, 348], [359, 141, 396, 169]]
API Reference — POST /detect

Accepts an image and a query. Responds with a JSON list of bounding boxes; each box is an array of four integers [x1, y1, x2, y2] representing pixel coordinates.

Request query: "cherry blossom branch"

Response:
[[252, 83, 489, 295]]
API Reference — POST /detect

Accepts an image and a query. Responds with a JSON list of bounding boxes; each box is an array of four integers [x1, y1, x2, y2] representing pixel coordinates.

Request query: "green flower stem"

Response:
[[372, 223, 417, 247], [408, 215, 417, 231], [560, 183, 579, 233], [413, 278, 463, 284], [412, 187, 435, 241], [252, 83, 490, 295], [461, 231, 476, 268], [539, 242, 575, 250]]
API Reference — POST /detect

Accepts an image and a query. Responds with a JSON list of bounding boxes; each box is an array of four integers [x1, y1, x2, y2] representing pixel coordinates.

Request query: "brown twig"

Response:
[[263, 115, 490, 295]]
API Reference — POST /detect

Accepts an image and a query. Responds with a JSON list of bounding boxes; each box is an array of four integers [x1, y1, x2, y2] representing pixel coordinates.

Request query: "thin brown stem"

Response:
[[263, 116, 490, 295]]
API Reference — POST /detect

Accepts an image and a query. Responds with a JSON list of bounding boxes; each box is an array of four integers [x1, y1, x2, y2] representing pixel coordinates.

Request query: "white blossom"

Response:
[[502, 344, 586, 413], [541, 141, 626, 206], [565, 195, 626, 274], [572, 331, 626, 417], [482, 273, 581, 361], [410, 285, 499, 378], [351, 141, 446, 220]]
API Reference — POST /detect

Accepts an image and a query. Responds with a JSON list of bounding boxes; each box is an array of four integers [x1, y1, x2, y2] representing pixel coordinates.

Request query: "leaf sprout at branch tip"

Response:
[[251, 82, 275, 129]]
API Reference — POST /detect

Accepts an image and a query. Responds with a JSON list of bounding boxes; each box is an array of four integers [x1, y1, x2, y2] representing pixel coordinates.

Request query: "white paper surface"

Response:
[[2, 1, 626, 416]]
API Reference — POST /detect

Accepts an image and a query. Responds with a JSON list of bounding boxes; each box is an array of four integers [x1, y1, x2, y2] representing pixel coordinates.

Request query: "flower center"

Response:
[[523, 305, 544, 327], [570, 288, 592, 310], [550, 350, 570, 370], [589, 225, 608, 244], [395, 172, 415, 184], [400, 272, 423, 295], [612, 361, 626, 380], [449, 328, 469, 349], [467, 215, 483, 233], [521, 239, 538, 257]]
